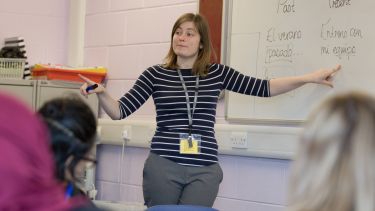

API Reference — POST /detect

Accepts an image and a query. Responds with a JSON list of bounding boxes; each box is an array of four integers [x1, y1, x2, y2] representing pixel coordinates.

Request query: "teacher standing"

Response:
[[80, 13, 340, 208]]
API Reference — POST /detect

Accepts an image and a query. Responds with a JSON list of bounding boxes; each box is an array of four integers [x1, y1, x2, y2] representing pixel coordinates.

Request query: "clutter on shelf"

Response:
[[0, 36, 30, 79], [32, 63, 107, 83]]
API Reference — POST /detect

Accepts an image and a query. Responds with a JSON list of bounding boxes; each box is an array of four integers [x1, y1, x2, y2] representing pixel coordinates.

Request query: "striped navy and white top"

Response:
[[118, 63, 270, 167]]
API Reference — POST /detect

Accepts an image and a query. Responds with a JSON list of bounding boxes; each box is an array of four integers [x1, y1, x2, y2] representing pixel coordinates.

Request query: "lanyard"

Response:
[[177, 69, 199, 139]]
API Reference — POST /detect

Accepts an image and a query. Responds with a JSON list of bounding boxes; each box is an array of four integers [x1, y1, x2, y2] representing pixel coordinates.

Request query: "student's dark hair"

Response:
[[163, 13, 215, 76], [38, 93, 97, 182]]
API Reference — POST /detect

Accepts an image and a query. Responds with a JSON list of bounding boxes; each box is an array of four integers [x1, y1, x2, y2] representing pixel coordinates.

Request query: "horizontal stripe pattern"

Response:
[[118, 64, 270, 166]]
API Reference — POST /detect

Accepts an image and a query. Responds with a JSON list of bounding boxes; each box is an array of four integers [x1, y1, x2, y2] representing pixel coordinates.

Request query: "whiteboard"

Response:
[[225, 0, 375, 124]]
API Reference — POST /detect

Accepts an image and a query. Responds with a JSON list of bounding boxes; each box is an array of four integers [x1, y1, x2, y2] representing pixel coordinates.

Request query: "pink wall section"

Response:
[[0, 0, 69, 65], [84, 1, 198, 119], [83, 1, 227, 120]]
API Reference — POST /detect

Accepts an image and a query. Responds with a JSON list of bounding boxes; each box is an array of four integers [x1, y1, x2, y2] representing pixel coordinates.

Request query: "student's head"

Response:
[[288, 91, 375, 211], [0, 92, 78, 210], [164, 13, 213, 76], [38, 94, 97, 183]]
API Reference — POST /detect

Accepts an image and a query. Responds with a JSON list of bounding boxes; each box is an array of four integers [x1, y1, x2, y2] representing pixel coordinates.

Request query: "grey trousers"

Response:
[[142, 153, 223, 208]]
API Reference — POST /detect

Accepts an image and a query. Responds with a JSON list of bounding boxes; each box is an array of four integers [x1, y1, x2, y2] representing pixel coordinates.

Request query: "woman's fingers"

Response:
[[79, 82, 89, 96], [78, 74, 93, 96], [326, 64, 341, 81], [78, 74, 95, 85], [330, 64, 341, 76]]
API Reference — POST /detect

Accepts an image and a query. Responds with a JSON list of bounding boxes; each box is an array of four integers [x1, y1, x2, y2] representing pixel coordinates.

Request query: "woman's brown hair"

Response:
[[163, 13, 215, 76]]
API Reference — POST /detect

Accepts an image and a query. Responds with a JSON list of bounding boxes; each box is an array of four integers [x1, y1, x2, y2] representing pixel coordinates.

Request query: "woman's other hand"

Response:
[[305, 64, 341, 88]]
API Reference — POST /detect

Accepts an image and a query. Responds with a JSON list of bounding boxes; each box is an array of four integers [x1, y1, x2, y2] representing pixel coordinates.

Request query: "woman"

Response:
[[287, 91, 375, 211], [79, 13, 340, 207], [38, 94, 98, 199], [0, 92, 101, 211]]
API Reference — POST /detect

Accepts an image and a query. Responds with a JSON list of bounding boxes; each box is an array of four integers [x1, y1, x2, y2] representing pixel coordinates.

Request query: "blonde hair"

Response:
[[288, 91, 375, 211], [163, 13, 214, 76]]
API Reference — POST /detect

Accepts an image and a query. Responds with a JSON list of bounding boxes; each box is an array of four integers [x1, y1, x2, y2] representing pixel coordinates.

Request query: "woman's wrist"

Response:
[[299, 73, 312, 84]]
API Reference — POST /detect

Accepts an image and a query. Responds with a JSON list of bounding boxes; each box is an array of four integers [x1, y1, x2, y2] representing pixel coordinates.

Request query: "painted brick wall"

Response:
[[0, 0, 69, 65], [84, 0, 198, 119]]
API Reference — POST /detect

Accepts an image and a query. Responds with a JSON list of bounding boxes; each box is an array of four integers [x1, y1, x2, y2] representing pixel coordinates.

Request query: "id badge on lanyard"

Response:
[[177, 69, 201, 155], [179, 133, 201, 154]]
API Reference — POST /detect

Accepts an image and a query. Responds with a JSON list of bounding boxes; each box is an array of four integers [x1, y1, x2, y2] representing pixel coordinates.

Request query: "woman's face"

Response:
[[172, 21, 201, 60]]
